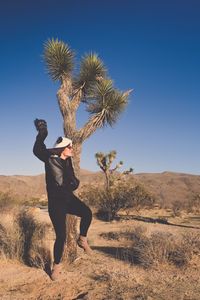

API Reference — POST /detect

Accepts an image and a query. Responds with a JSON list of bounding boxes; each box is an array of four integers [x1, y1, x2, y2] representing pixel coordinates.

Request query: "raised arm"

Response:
[[33, 119, 49, 162]]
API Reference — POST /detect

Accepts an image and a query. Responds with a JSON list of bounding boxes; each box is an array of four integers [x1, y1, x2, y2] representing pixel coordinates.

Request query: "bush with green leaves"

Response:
[[94, 150, 155, 221], [96, 179, 155, 221], [80, 178, 155, 221], [79, 183, 103, 207]]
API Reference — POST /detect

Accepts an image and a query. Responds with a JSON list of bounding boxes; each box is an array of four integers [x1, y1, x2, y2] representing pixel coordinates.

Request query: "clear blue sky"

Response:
[[0, 0, 200, 175]]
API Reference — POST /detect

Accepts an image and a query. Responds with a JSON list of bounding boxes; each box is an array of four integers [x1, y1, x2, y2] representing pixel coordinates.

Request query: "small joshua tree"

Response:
[[96, 151, 121, 190], [95, 150, 133, 190], [95, 151, 134, 220], [95, 151, 154, 220]]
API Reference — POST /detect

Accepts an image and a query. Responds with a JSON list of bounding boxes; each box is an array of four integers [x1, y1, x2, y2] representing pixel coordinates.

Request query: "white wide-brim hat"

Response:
[[54, 137, 72, 148]]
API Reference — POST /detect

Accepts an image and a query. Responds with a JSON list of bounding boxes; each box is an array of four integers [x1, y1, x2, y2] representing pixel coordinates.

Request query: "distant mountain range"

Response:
[[0, 170, 200, 204]]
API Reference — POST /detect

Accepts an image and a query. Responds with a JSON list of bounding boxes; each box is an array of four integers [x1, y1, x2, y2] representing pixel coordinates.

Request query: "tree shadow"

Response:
[[42, 257, 52, 278], [28, 249, 52, 279], [93, 246, 133, 263], [118, 215, 200, 229], [35, 248, 52, 278], [187, 216, 200, 220], [72, 292, 89, 300]]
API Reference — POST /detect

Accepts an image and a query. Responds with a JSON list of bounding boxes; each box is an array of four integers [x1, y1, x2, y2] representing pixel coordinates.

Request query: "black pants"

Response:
[[48, 193, 92, 264]]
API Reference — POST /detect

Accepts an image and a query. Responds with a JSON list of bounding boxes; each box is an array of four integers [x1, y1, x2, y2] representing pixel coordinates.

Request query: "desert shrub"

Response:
[[0, 208, 51, 268], [128, 184, 155, 212], [100, 231, 121, 240], [150, 232, 192, 267], [22, 197, 48, 207], [100, 226, 147, 243], [23, 197, 41, 206], [0, 192, 21, 211], [171, 200, 185, 217], [96, 180, 155, 221], [193, 193, 200, 211], [0, 223, 15, 258], [158, 193, 169, 210], [100, 226, 195, 268], [0, 192, 47, 211], [131, 236, 154, 268], [186, 193, 200, 213], [121, 226, 147, 242], [0, 215, 25, 260], [79, 184, 103, 207], [131, 231, 193, 268], [38, 199, 48, 206], [182, 232, 200, 255], [168, 246, 191, 267], [80, 171, 155, 221], [96, 188, 130, 221]]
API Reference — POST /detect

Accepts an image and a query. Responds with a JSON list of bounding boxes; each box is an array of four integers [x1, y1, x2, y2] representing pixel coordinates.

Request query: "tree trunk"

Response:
[[57, 77, 84, 263], [71, 143, 82, 177], [63, 143, 82, 263], [57, 77, 105, 262]]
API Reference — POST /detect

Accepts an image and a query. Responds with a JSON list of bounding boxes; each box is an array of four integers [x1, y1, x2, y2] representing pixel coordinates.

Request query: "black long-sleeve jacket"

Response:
[[33, 134, 80, 199]]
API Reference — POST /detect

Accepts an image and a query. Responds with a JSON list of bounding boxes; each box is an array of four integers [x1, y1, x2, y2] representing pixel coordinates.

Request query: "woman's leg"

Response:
[[49, 207, 66, 264], [66, 194, 92, 237], [66, 194, 93, 254]]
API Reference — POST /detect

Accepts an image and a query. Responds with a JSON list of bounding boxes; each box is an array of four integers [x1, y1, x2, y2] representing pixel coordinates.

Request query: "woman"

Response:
[[33, 119, 92, 281]]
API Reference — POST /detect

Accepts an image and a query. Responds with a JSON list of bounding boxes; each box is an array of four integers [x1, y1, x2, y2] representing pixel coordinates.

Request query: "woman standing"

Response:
[[33, 119, 92, 281]]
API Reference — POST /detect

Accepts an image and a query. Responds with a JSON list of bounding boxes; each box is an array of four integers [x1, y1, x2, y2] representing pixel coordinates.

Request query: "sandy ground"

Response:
[[1, 210, 200, 300]]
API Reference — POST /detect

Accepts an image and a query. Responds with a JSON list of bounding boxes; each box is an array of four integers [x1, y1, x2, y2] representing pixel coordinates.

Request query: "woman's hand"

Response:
[[69, 176, 80, 191], [34, 118, 48, 140]]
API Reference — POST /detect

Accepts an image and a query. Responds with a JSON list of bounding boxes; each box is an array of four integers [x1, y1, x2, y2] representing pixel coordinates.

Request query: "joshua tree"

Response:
[[95, 150, 122, 190], [95, 150, 133, 190], [95, 151, 134, 220], [43, 38, 132, 260]]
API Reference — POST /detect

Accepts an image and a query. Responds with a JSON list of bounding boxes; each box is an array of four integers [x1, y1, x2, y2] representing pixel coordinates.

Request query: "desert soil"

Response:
[[0, 210, 200, 300]]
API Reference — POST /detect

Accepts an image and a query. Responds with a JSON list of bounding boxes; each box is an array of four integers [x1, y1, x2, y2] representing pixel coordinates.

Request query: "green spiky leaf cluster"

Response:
[[76, 53, 106, 95], [87, 79, 129, 126], [43, 38, 74, 81]]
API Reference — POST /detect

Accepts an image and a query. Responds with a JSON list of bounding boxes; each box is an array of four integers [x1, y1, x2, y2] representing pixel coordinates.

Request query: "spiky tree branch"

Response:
[[70, 83, 85, 112], [43, 38, 74, 81], [78, 85, 132, 143], [56, 76, 72, 116]]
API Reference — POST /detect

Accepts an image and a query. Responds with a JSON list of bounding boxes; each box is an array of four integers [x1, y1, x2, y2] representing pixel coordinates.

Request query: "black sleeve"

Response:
[[33, 134, 50, 163], [68, 158, 80, 191]]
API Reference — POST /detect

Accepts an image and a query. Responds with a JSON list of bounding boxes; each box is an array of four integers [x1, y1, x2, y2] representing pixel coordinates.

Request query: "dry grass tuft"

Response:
[[0, 208, 51, 268], [131, 232, 188, 268], [100, 226, 200, 269], [0, 192, 21, 212]]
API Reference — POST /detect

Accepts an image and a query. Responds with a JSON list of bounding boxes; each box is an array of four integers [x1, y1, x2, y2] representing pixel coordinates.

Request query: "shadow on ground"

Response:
[[43, 261, 52, 278], [118, 215, 200, 229], [93, 246, 134, 264]]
